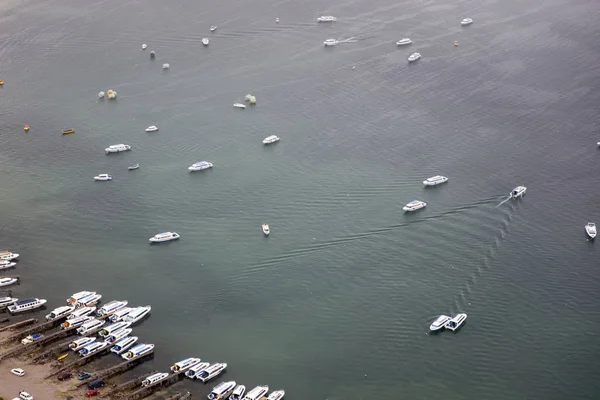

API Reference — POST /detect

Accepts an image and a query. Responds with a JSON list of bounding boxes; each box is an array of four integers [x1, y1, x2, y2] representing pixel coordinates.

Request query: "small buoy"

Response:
[[275, 17, 280, 23], [0, 80, 4, 85], [454, 41, 459, 46], [142, 44, 147, 50], [24, 125, 30, 131], [150, 51, 156, 59], [162, 63, 170, 70], [98, 91, 105, 98]]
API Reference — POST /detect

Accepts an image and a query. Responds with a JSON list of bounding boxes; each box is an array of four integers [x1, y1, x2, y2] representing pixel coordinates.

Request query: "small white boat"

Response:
[[109, 307, 133, 322], [122, 343, 155, 360], [67, 306, 96, 319], [145, 125, 158, 132], [423, 175, 449, 186], [8, 297, 46, 313], [69, 336, 96, 351], [110, 336, 138, 354], [267, 391, 285, 400], [163, 63, 170, 69], [262, 223, 270, 235], [445, 313, 467, 331], [230, 385, 246, 400], [105, 328, 133, 344], [94, 174, 112, 181], [75, 293, 102, 308], [510, 186, 526, 198], [0, 251, 20, 261], [403, 200, 426, 212], [142, 44, 147, 50], [324, 38, 339, 46], [275, 17, 279, 23], [67, 291, 95, 305], [408, 52, 421, 62], [0, 296, 18, 307], [171, 357, 202, 373], [317, 16, 338, 22], [202, 38, 209, 46], [429, 315, 451, 331], [79, 341, 110, 357], [233, 103, 246, 109], [585, 222, 597, 239], [0, 260, 17, 270], [0, 277, 18, 287], [122, 305, 151, 325], [210, 25, 218, 32], [45, 305, 76, 321], [597, 142, 600, 147], [243, 385, 269, 400], [105, 144, 131, 154], [142, 372, 169, 387], [97, 300, 128, 317], [185, 362, 210, 379], [262, 135, 280, 144], [396, 38, 412, 46], [197, 362, 227, 382], [209, 381, 237, 400], [76, 318, 106, 335], [99, 321, 132, 337], [461, 18, 473, 25], [150, 232, 180, 243], [128, 164, 140, 170], [61, 315, 94, 329], [188, 161, 214, 171]]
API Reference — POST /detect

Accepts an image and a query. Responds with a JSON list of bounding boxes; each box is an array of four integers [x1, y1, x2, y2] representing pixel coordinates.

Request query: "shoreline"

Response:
[[0, 358, 65, 400]]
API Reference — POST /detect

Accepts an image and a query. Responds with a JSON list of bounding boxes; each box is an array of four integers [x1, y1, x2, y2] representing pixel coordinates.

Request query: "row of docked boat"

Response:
[[0, 250, 19, 271]]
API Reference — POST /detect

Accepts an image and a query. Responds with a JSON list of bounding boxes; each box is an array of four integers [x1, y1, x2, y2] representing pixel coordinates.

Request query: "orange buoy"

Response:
[[24, 125, 30, 131], [0, 80, 4, 85]]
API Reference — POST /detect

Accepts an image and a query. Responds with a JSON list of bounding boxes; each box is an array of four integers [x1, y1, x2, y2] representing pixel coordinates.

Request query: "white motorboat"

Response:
[[209, 381, 237, 400], [105, 328, 133, 344], [233, 103, 246, 109], [142, 372, 169, 387], [262, 135, 280, 144], [597, 142, 600, 147], [423, 175, 449, 186], [445, 313, 467, 331], [79, 341, 110, 357], [275, 17, 279, 23], [585, 222, 597, 239], [403, 200, 427, 212], [105, 144, 131, 154], [408, 52, 421, 62], [317, 16, 338, 22], [68, 306, 96, 319], [429, 315, 451, 331], [142, 44, 147, 50], [69, 336, 96, 351], [267, 391, 285, 400], [0, 251, 19, 261], [323, 38, 339, 46], [230, 385, 246, 400], [61, 315, 94, 329], [128, 164, 140, 170], [109, 307, 133, 322], [122, 305, 151, 325], [262, 223, 270, 235], [67, 291, 96, 305], [145, 125, 158, 132], [210, 25, 218, 32], [202, 38, 210, 46], [171, 357, 202, 373], [76, 318, 106, 335], [122, 343, 155, 360], [97, 300, 128, 317], [110, 336, 138, 354], [163, 63, 170, 69], [45, 305, 76, 321], [188, 161, 214, 171], [150, 232, 180, 243], [461, 18, 473, 25], [99, 321, 132, 337], [396, 38, 412, 46], [0, 296, 18, 307], [510, 186, 526, 198], [0, 260, 17, 270], [197, 362, 228, 382], [94, 174, 112, 181], [185, 362, 210, 379], [75, 293, 102, 308], [7, 297, 46, 313], [0, 277, 18, 287], [243, 385, 269, 400]]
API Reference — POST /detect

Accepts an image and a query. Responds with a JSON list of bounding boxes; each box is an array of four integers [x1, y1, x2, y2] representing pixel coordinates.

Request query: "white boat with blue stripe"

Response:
[[423, 175, 448, 186]]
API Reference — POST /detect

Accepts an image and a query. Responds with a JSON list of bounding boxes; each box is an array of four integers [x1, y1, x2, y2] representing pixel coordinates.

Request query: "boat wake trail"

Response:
[[495, 195, 512, 208]]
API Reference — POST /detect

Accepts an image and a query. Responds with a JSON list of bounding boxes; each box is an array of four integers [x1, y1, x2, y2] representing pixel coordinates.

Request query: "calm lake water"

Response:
[[1, 0, 600, 398]]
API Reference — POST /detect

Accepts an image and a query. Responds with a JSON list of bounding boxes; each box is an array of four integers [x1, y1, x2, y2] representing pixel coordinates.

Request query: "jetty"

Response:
[[126, 369, 186, 400], [74, 354, 156, 388], [0, 318, 36, 333]]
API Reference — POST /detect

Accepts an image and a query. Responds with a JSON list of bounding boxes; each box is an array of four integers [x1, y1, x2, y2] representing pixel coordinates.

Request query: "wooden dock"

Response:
[[0, 326, 78, 360], [0, 318, 37, 333], [126, 370, 186, 400], [74, 354, 156, 388], [165, 392, 192, 400]]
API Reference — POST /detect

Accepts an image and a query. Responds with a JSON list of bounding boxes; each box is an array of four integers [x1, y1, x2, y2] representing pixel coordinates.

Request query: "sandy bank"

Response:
[[0, 359, 65, 400]]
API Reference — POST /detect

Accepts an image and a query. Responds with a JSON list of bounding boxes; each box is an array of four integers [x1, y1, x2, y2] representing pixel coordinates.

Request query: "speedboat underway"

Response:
[[46, 305, 76, 321], [122, 343, 155, 360], [510, 186, 526, 198], [163, 63, 170, 69], [423, 175, 449, 186], [109, 307, 133, 322], [197, 362, 227, 382], [210, 25, 218, 32], [396, 38, 412, 46], [185, 362, 210, 379], [403, 200, 426, 212], [99, 321, 131, 337], [233, 103, 246, 109], [263, 135, 280, 144], [97, 300, 128, 317], [243, 385, 269, 400], [445, 313, 467, 331], [408, 52, 421, 62], [585, 222, 597, 239], [461, 18, 473, 25], [105, 328, 133, 344], [8, 297, 46, 313], [68, 306, 96, 319], [62, 315, 94, 329], [317, 16, 338, 22], [122, 305, 151, 325], [0, 277, 18, 287], [150, 232, 180, 243], [429, 315, 451, 331], [230, 385, 246, 400], [69, 336, 96, 351], [0, 297, 18, 307], [202, 38, 210, 46], [105, 144, 131, 154], [76, 318, 106, 335], [145, 125, 158, 132], [142, 44, 147, 50], [262, 223, 270, 235], [94, 174, 112, 181], [171, 358, 202, 373], [267, 391, 285, 400], [324, 38, 339, 46], [0, 251, 19, 261], [188, 161, 213, 171], [209, 381, 237, 400], [142, 372, 169, 387], [0, 260, 16, 270], [111, 336, 138, 354]]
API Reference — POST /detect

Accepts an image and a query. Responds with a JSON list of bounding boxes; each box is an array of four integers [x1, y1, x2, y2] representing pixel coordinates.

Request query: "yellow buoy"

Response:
[[0, 80, 4, 85], [24, 125, 30, 131]]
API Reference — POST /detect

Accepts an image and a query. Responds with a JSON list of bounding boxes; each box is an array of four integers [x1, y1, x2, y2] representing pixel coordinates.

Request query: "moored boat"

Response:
[[429, 315, 451, 331], [585, 222, 597, 239], [197, 363, 227, 382], [68, 306, 96, 319], [109, 307, 133, 322], [0, 260, 17, 270], [149, 232, 180, 243], [243, 385, 269, 400], [171, 357, 202, 373], [510, 186, 526, 198], [79, 341, 110, 357], [262, 135, 280, 144], [76, 318, 106, 335], [62, 315, 94, 329], [402, 200, 426, 212], [67, 291, 95, 305], [122, 306, 151, 325], [122, 343, 155, 360], [229, 385, 246, 400], [0, 251, 19, 261], [0, 277, 18, 287], [267, 390, 285, 400], [423, 175, 449, 186], [0, 297, 18, 307], [105, 328, 133, 344], [111, 336, 138, 355], [97, 300, 128, 317], [69, 336, 96, 351], [46, 305, 76, 321], [185, 362, 210, 379], [75, 293, 102, 308], [445, 313, 467, 331], [8, 298, 47, 313], [208, 381, 237, 400], [99, 321, 132, 337], [142, 372, 169, 387]]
